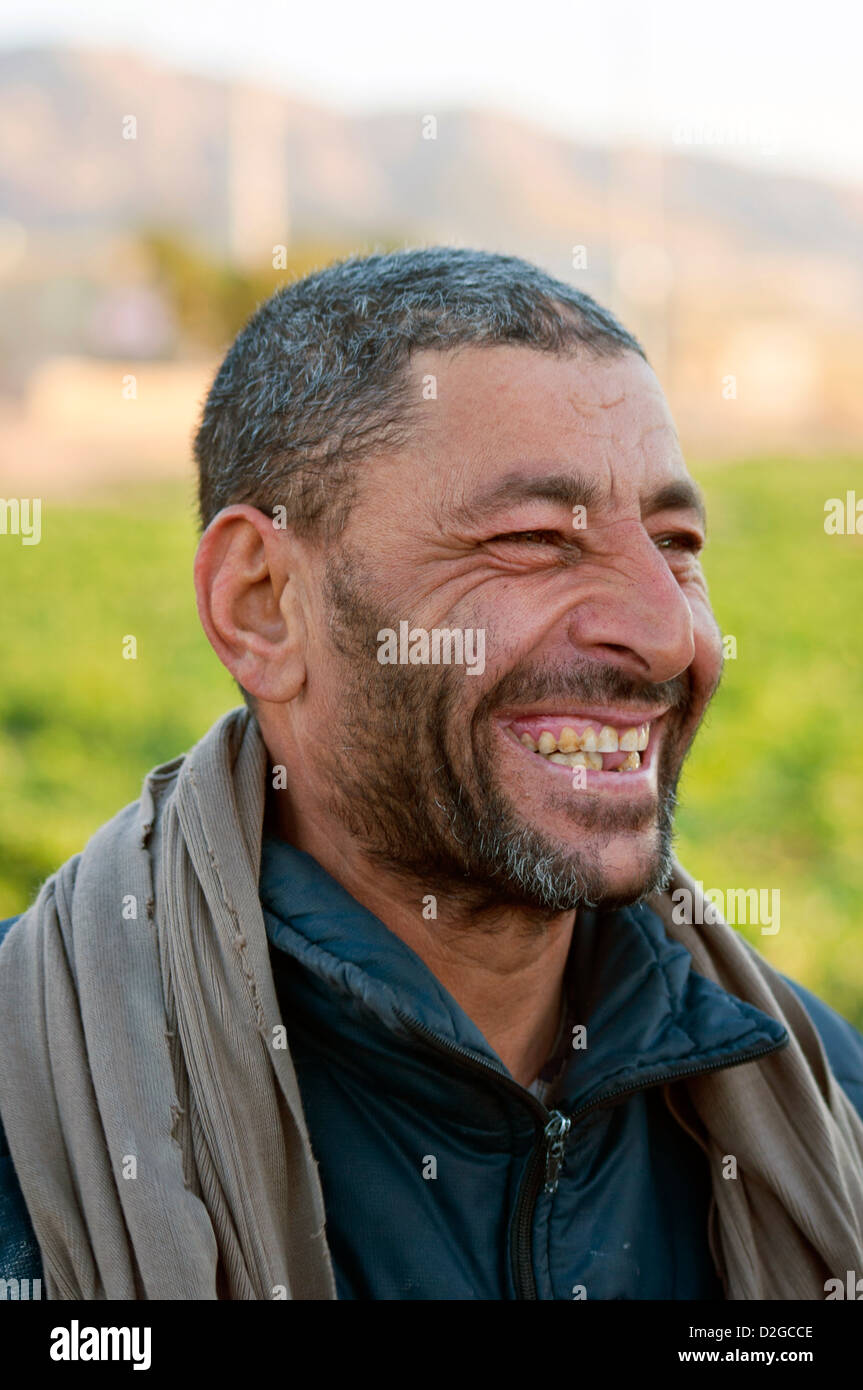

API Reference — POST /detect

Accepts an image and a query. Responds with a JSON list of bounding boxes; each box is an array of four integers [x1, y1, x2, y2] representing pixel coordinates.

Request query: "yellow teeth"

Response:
[[516, 723, 651, 755], [547, 751, 597, 769], [512, 720, 652, 773], [542, 749, 629, 772]]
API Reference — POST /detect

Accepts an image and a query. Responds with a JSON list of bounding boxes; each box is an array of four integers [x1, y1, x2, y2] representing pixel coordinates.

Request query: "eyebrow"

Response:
[[641, 479, 707, 529], [445, 470, 707, 529]]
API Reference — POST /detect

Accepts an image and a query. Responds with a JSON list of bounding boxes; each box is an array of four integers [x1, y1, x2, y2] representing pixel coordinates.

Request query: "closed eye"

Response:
[[489, 530, 568, 545], [654, 532, 704, 553]]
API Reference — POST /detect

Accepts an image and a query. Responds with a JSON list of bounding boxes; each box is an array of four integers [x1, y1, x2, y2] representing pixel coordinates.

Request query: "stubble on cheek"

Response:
[[316, 551, 468, 867]]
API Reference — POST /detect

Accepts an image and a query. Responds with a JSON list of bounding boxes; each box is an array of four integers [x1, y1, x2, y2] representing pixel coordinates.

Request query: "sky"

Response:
[[1, 0, 861, 186]]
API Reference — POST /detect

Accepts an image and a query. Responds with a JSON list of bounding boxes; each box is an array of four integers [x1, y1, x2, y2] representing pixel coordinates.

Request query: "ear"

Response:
[[194, 505, 308, 702]]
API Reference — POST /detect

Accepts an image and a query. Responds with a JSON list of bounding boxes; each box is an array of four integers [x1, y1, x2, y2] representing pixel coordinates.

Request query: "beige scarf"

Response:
[[0, 706, 861, 1299]]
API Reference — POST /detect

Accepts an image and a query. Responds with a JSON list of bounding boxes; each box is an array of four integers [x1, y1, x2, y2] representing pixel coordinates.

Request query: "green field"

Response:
[[1, 460, 862, 1024]]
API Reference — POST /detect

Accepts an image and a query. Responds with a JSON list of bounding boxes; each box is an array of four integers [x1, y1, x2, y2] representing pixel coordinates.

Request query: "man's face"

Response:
[[302, 345, 723, 912]]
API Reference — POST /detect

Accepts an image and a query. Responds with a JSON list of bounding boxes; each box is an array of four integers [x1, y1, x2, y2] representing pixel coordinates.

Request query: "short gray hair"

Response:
[[194, 246, 646, 539]]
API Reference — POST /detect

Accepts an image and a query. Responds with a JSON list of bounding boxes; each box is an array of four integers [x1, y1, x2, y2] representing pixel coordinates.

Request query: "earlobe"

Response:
[[193, 505, 308, 702]]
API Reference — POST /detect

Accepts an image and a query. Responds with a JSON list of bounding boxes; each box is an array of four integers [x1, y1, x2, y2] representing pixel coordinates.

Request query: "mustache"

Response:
[[474, 660, 692, 720]]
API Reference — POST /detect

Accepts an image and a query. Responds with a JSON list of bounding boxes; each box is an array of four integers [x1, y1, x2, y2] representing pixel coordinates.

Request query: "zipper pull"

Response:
[[543, 1110, 571, 1194]]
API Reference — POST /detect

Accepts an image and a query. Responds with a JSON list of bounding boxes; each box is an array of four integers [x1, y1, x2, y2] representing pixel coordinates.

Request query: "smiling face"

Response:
[[282, 343, 724, 911]]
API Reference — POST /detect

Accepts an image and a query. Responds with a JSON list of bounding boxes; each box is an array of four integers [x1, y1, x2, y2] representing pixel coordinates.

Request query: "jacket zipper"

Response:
[[395, 1008, 788, 1300], [511, 1035, 788, 1298]]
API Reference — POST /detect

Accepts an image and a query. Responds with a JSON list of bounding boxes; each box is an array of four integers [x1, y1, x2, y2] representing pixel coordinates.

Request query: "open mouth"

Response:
[[498, 712, 665, 777]]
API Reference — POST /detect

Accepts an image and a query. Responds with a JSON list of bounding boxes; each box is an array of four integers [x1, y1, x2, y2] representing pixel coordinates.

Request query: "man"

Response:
[[1, 247, 862, 1301]]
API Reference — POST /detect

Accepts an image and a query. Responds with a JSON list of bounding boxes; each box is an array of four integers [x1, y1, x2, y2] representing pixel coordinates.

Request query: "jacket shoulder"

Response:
[[781, 973, 863, 1120], [0, 1121, 43, 1289], [0, 915, 21, 943], [0, 915, 44, 1289]]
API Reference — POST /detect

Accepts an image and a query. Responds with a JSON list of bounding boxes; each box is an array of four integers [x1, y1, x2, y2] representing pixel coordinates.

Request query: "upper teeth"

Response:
[[519, 724, 649, 755]]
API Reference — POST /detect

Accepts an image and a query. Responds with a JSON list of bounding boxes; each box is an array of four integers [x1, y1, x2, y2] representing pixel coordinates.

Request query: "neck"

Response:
[[266, 785, 575, 1089]]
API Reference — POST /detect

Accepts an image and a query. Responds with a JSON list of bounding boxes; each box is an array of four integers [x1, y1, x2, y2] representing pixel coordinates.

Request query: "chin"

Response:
[[586, 869, 667, 910], [483, 815, 673, 914], [587, 834, 667, 900], [521, 778, 677, 909], [573, 819, 674, 906]]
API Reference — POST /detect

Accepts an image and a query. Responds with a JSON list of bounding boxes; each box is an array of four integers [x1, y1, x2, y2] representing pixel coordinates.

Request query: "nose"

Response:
[[565, 531, 696, 682]]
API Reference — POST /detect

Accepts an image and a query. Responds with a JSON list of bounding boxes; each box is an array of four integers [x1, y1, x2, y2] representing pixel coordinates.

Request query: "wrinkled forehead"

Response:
[[401, 344, 694, 521]]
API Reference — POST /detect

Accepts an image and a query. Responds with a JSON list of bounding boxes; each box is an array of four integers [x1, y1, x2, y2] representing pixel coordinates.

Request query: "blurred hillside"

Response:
[[1, 45, 863, 495]]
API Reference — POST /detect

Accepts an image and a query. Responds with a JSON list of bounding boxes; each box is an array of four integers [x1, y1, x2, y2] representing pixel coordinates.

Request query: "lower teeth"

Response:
[[545, 750, 641, 772]]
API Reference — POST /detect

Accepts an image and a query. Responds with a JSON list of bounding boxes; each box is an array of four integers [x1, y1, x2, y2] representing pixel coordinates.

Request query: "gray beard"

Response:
[[459, 786, 678, 913]]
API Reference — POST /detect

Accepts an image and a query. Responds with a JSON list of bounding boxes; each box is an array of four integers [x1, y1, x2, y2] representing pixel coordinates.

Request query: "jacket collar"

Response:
[[259, 835, 787, 1114]]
